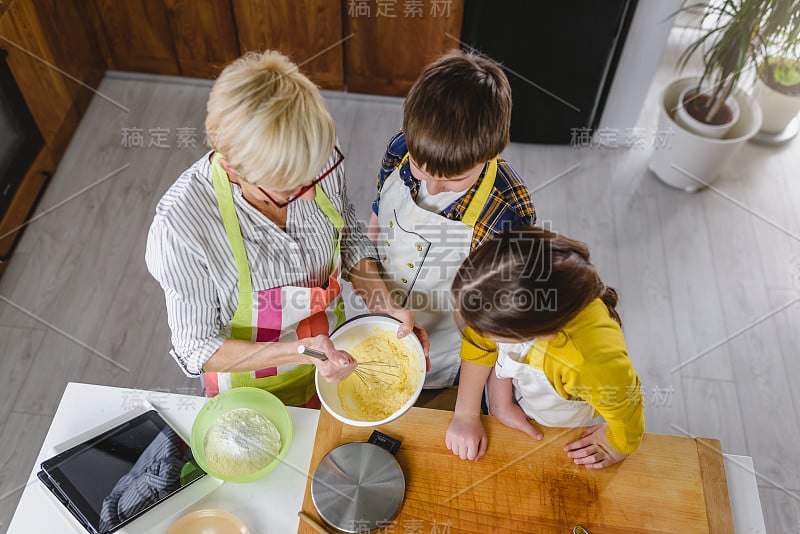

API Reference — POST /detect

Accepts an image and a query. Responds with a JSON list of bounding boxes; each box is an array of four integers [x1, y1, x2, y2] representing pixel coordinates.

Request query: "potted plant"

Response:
[[650, 0, 767, 192], [755, 58, 800, 135], [753, 0, 800, 136], [754, 43, 800, 138]]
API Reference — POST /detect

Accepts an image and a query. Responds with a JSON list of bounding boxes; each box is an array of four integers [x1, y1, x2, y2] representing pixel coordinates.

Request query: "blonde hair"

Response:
[[205, 50, 336, 190]]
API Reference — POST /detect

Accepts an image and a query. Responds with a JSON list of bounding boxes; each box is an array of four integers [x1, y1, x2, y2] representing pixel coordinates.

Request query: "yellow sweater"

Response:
[[461, 298, 644, 454]]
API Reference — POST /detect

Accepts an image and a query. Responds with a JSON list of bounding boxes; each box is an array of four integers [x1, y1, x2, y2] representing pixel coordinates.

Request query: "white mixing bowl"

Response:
[[315, 314, 426, 427]]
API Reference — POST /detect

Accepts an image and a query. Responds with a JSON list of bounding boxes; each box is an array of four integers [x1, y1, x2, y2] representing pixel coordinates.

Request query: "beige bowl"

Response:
[[316, 314, 425, 427], [166, 509, 249, 534]]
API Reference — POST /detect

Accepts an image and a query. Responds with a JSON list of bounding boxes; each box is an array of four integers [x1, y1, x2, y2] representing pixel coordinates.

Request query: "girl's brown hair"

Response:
[[452, 227, 621, 341], [403, 49, 511, 177]]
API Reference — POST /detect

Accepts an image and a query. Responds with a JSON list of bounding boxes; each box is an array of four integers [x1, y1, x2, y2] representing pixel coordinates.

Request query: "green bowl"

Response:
[[190, 387, 293, 483]]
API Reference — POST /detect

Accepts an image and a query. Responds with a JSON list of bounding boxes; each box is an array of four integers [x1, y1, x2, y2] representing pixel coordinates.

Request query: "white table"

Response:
[[7, 383, 317, 534], [7, 383, 767, 533]]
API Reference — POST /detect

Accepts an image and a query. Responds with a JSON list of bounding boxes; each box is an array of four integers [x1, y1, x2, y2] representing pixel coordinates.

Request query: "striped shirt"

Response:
[[372, 131, 536, 249], [145, 149, 376, 377]]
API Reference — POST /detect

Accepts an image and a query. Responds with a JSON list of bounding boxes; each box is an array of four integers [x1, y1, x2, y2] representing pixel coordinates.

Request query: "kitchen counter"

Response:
[[7, 383, 767, 533]]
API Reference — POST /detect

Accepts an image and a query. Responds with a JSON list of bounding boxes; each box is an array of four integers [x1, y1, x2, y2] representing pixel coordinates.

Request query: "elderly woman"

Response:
[[146, 51, 427, 406]]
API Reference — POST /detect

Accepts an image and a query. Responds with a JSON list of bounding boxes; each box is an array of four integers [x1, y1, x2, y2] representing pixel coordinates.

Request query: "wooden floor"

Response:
[[1, 28, 799, 532]]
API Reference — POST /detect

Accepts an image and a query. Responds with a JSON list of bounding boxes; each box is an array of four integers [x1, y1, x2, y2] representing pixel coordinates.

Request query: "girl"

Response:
[[445, 227, 644, 468]]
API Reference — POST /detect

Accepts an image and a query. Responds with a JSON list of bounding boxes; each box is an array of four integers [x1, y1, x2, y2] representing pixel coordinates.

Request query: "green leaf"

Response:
[[774, 62, 800, 85], [674, 0, 800, 110]]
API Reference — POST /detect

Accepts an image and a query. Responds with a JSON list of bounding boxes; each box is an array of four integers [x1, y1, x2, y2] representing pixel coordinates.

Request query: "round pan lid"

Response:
[[311, 442, 405, 533]]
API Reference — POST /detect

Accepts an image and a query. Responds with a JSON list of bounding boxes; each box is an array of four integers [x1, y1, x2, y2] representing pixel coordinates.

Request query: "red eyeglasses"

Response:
[[257, 147, 344, 208]]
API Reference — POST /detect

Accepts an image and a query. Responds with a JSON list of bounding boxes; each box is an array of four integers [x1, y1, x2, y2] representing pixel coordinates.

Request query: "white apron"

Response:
[[376, 154, 496, 387], [495, 340, 596, 427]]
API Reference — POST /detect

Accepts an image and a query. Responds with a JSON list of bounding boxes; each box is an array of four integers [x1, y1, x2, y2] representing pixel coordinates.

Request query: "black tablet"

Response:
[[39, 410, 205, 534]]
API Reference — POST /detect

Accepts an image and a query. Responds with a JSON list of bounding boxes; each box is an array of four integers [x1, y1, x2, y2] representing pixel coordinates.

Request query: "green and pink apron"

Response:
[[202, 154, 346, 407]]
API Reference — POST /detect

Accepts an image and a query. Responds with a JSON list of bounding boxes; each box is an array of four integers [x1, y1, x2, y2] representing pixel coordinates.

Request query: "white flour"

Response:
[[203, 408, 282, 477]]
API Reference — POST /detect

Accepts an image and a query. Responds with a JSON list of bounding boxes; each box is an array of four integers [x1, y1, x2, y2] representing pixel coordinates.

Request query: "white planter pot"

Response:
[[754, 77, 800, 134], [649, 77, 762, 192], [674, 86, 740, 139]]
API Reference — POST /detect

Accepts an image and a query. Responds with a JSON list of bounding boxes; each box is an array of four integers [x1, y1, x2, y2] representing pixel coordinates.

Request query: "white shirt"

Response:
[[414, 179, 467, 213], [145, 149, 376, 377]]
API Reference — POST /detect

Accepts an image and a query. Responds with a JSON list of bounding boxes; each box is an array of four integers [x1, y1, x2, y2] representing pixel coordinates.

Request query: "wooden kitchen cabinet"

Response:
[[92, 0, 339, 84], [232, 0, 345, 90], [343, 0, 464, 96], [163, 0, 240, 78], [0, 146, 52, 277], [0, 0, 105, 278], [0, 1, 63, 144], [84, 1, 460, 93], [91, 0, 241, 79], [92, 0, 180, 74], [0, 0, 104, 157]]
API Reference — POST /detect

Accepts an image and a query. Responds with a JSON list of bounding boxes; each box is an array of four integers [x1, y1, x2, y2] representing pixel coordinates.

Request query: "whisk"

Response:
[[297, 345, 400, 386]]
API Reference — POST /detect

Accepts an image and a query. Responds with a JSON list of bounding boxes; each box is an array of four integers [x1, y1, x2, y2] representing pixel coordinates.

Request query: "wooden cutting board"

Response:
[[299, 408, 734, 533]]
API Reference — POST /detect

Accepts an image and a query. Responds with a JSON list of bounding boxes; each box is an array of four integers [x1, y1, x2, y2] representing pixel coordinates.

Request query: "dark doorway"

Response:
[[461, 1, 638, 144], [0, 48, 44, 219]]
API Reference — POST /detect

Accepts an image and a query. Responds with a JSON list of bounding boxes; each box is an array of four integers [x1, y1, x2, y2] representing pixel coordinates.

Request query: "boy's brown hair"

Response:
[[403, 49, 512, 178]]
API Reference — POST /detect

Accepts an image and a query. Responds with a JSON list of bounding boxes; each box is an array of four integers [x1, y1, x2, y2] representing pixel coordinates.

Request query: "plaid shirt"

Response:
[[371, 131, 536, 249]]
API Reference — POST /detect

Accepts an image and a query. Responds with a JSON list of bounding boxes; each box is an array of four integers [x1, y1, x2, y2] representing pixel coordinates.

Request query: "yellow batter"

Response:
[[337, 331, 421, 420]]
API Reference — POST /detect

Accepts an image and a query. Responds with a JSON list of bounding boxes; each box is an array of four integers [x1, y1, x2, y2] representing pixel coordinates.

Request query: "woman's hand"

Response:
[[564, 423, 628, 469], [445, 413, 487, 461], [303, 335, 356, 383]]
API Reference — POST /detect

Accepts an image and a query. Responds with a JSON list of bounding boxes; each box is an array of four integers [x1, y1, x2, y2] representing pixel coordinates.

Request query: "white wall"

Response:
[[599, 0, 682, 132]]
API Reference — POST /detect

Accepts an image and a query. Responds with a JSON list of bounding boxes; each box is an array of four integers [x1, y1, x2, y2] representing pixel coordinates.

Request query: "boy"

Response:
[[367, 50, 536, 400]]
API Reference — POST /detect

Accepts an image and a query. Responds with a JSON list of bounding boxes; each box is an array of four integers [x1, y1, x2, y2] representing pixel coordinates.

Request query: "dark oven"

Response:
[[0, 48, 43, 220]]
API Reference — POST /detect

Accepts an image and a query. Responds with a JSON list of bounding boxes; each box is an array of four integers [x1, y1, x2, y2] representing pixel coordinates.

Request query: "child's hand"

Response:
[[564, 423, 628, 469], [490, 402, 543, 440], [445, 413, 487, 461], [388, 308, 431, 371]]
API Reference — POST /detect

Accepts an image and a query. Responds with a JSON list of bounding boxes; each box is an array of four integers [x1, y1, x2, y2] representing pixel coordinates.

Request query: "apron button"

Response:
[[407, 262, 414, 268], [401, 277, 408, 284], [416, 244, 423, 252]]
